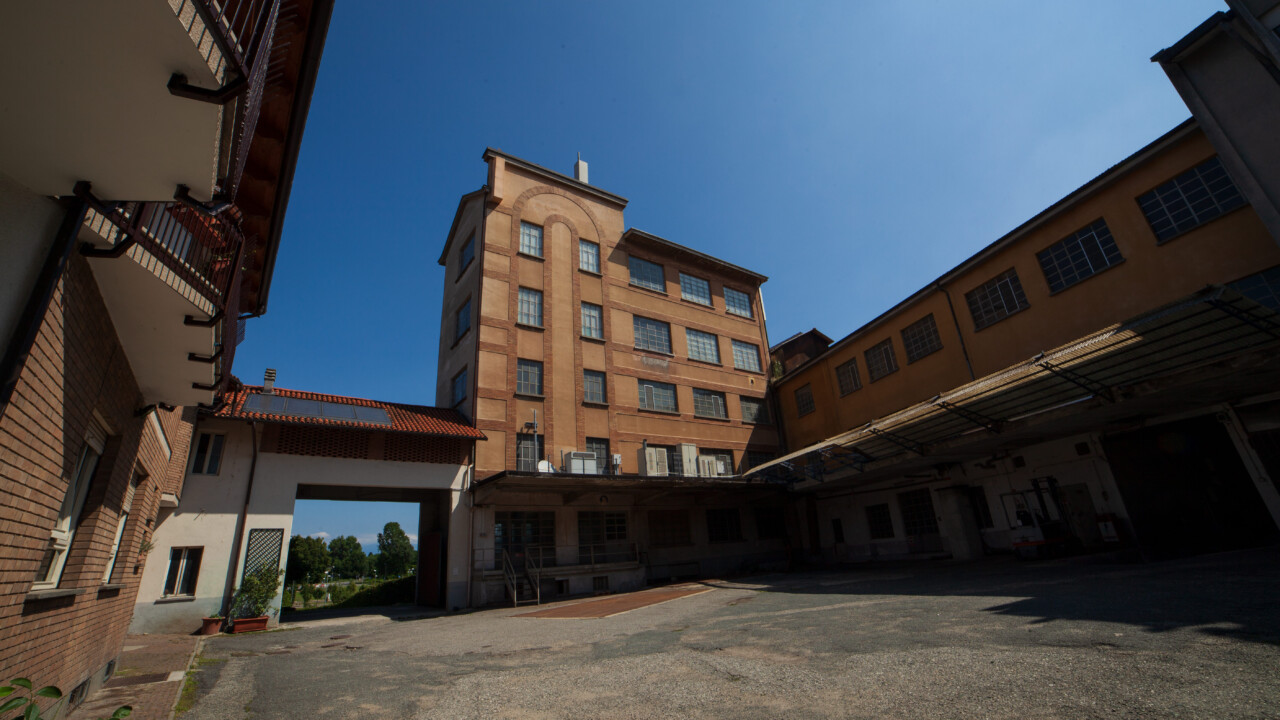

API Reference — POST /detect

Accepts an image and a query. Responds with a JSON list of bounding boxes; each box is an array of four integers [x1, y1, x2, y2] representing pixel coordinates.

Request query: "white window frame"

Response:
[[724, 287, 753, 318], [103, 473, 141, 583], [190, 432, 225, 475], [162, 547, 203, 598], [685, 328, 721, 364], [579, 239, 600, 273], [581, 302, 603, 339], [519, 222, 543, 257], [517, 287, 543, 327], [33, 423, 106, 590], [679, 273, 711, 306], [731, 339, 761, 372]]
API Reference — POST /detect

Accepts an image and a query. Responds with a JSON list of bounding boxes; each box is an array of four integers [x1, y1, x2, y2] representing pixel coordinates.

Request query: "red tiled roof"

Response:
[[213, 385, 485, 439]]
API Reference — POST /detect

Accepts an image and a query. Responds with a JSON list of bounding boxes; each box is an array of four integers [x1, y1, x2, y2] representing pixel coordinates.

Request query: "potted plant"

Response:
[[136, 538, 154, 568], [199, 614, 223, 636], [229, 565, 282, 634]]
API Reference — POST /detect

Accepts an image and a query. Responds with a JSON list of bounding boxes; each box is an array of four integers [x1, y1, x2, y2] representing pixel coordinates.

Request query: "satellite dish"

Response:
[[537, 460, 554, 473]]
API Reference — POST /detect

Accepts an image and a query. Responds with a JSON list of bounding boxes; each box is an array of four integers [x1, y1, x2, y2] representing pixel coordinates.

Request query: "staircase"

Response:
[[501, 549, 542, 607]]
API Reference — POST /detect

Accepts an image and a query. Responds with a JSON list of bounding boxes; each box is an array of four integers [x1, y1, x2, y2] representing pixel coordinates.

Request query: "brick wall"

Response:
[[0, 254, 194, 697]]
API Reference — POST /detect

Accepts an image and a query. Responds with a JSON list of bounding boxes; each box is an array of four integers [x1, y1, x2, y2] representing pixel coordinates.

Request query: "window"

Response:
[[579, 239, 600, 273], [163, 547, 203, 597], [731, 339, 761, 372], [36, 426, 105, 588], [628, 255, 665, 292], [755, 507, 787, 540], [685, 328, 720, 363], [649, 443, 682, 476], [583, 370, 607, 404], [699, 449, 733, 476], [965, 268, 1029, 330], [516, 434, 544, 471], [745, 451, 775, 471], [578, 511, 629, 563], [865, 339, 899, 381], [794, 384, 815, 416], [104, 473, 141, 583], [692, 388, 727, 419], [580, 302, 603, 340], [633, 315, 672, 353], [706, 508, 743, 543], [517, 287, 543, 327], [451, 368, 468, 407], [968, 487, 994, 530], [516, 359, 543, 396], [458, 233, 475, 275], [680, 273, 711, 305], [638, 378, 678, 413], [866, 504, 894, 540], [1138, 156, 1245, 243], [519, 221, 543, 256], [494, 511, 554, 568], [897, 489, 940, 536], [835, 358, 861, 396], [1229, 265, 1280, 312], [190, 432, 224, 475], [1038, 219, 1125, 294], [724, 287, 753, 318], [900, 314, 943, 364], [586, 437, 610, 472], [454, 299, 471, 342], [831, 518, 845, 544], [740, 396, 768, 425], [649, 509, 692, 547]]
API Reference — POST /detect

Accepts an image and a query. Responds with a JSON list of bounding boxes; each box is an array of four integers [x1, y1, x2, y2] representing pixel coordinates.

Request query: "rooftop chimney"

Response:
[[263, 368, 277, 395], [574, 152, 588, 184]]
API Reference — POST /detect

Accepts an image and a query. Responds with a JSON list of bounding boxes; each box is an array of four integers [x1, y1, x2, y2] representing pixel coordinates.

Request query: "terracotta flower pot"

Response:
[[199, 617, 222, 635], [231, 616, 269, 633]]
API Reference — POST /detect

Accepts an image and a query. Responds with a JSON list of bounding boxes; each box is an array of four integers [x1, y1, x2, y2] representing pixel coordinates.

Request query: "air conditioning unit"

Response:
[[566, 451, 599, 475], [644, 446, 668, 476]]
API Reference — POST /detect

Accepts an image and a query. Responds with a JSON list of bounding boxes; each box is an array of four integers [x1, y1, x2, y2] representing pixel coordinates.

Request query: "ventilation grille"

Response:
[[276, 427, 371, 459], [385, 434, 468, 464]]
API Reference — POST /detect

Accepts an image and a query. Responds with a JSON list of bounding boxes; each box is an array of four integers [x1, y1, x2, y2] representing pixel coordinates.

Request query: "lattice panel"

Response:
[[385, 433, 468, 464], [244, 528, 284, 577], [276, 426, 371, 459]]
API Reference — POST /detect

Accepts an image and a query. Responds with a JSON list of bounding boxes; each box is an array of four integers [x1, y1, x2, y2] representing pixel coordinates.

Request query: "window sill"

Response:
[[582, 401, 609, 408], [517, 252, 545, 262], [971, 304, 1030, 333], [450, 329, 471, 349], [725, 311, 755, 321], [680, 297, 714, 310], [25, 588, 87, 603], [1044, 258, 1125, 297], [693, 414, 731, 422], [514, 392, 545, 401], [581, 335, 606, 344], [688, 358, 722, 368], [634, 347, 674, 358], [734, 367, 766, 376], [154, 595, 197, 604], [638, 407, 681, 416], [904, 347, 942, 365], [1153, 204, 1246, 246], [628, 282, 668, 297], [99, 583, 126, 592], [578, 268, 603, 278], [867, 370, 899, 384], [515, 323, 545, 332]]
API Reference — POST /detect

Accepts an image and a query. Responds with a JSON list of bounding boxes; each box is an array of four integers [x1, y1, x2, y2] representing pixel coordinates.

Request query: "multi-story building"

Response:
[[0, 0, 331, 709], [437, 151, 788, 603]]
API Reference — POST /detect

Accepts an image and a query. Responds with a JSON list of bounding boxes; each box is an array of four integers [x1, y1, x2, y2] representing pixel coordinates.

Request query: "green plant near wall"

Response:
[[230, 565, 283, 619], [0, 678, 131, 719]]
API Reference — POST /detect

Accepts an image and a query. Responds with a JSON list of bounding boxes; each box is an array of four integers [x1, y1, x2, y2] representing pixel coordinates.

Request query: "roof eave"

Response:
[[620, 228, 769, 284], [483, 148, 629, 208]]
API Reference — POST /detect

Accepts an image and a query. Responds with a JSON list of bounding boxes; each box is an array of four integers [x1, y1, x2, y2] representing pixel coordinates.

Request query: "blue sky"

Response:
[[274, 1, 1223, 544]]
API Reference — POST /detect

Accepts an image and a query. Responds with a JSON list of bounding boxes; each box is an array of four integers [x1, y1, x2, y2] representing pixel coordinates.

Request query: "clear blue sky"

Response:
[[273, 1, 1223, 544]]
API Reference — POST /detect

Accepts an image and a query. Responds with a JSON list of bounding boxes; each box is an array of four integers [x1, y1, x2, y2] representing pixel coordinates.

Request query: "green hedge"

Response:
[[330, 576, 415, 608]]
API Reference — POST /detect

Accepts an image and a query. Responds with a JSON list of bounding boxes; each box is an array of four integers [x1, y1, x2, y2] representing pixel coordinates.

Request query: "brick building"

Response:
[[0, 0, 331, 710]]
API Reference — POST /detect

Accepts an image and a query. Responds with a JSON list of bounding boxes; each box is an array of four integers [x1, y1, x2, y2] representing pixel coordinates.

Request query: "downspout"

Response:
[[937, 283, 977, 381], [221, 420, 260, 622], [464, 442, 475, 610]]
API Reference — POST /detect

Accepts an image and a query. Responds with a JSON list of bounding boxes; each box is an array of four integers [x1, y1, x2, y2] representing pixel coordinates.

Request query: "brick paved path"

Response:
[[67, 634, 199, 720]]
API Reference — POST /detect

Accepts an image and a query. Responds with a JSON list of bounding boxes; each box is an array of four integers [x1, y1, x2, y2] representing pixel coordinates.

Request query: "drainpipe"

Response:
[[936, 283, 977, 381], [464, 444, 475, 610], [220, 420, 260, 622]]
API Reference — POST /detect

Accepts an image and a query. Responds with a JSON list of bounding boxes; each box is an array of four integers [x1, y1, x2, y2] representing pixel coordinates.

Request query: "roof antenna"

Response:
[[574, 152, 588, 184]]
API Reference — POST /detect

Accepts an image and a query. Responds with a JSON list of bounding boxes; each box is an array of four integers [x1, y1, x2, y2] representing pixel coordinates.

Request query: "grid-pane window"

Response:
[[795, 384, 815, 416], [519, 222, 543, 256], [680, 273, 712, 305], [745, 451, 774, 469], [724, 287, 753, 318], [692, 388, 727, 419], [451, 368, 468, 406], [649, 444, 681, 476], [583, 370, 607, 404], [517, 287, 542, 327], [586, 437, 610, 471], [731, 339, 761, 372], [897, 489, 940, 536], [581, 302, 603, 339], [579, 240, 600, 273], [494, 511, 554, 568], [459, 234, 474, 274], [706, 508, 743, 543], [1229, 265, 1280, 312], [638, 379, 678, 413], [1037, 220, 1125, 294], [740, 396, 768, 424], [865, 339, 898, 381], [629, 256, 665, 292], [517, 359, 543, 395], [191, 432, 224, 475], [455, 299, 471, 341], [836, 359, 861, 395], [965, 269, 1029, 331], [163, 547, 203, 597], [1138, 156, 1246, 243], [649, 509, 692, 547], [866, 504, 894, 540], [686, 328, 720, 363], [516, 434, 544, 471], [699, 449, 733, 476], [900, 314, 942, 364], [633, 315, 672, 353]]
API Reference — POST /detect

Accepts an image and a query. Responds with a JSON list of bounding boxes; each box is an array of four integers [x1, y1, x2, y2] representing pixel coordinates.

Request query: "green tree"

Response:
[[285, 535, 330, 587], [376, 522, 415, 578], [328, 535, 368, 579]]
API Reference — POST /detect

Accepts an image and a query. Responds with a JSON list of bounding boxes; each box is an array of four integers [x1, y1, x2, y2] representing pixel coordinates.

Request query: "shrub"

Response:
[[230, 565, 282, 619], [328, 582, 355, 604], [331, 576, 415, 609]]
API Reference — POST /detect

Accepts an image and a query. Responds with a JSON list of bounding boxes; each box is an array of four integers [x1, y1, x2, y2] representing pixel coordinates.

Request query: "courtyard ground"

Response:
[[179, 547, 1280, 719]]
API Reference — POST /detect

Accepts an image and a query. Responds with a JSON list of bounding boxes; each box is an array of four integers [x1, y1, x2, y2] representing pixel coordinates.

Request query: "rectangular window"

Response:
[[638, 378, 678, 413], [581, 302, 603, 339], [866, 504, 894, 540], [698, 449, 733, 476], [900, 314, 943, 364], [679, 273, 712, 305], [1038, 219, 1125, 294], [583, 370, 607, 404], [835, 358, 861, 396], [865, 339, 899, 381], [740, 396, 768, 425], [1138, 156, 1245, 243], [692, 388, 727, 419], [163, 547, 203, 597], [517, 287, 543, 327], [516, 434, 544, 471], [451, 368, 468, 406], [1229, 265, 1280, 312], [755, 507, 787, 540], [455, 299, 471, 342], [706, 508, 743, 543], [724, 287, 753, 318], [730, 339, 761, 372], [965, 268, 1029, 331], [633, 315, 672, 353], [578, 511, 628, 543], [648, 509, 692, 547], [586, 437, 610, 472], [37, 427, 105, 588], [459, 233, 475, 275], [494, 510, 554, 568], [579, 239, 600, 273], [191, 432, 224, 475], [897, 489, 940, 536], [516, 359, 543, 396], [794, 384, 815, 416], [519, 222, 543, 257], [648, 444, 681, 476], [745, 450, 774, 469], [686, 328, 721, 363], [103, 473, 141, 583], [628, 255, 665, 292]]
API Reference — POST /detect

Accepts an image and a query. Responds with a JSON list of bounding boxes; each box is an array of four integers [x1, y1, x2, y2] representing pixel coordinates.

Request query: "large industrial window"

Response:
[[454, 299, 471, 342], [740, 396, 768, 425], [865, 339, 898, 382], [686, 328, 721, 363], [516, 359, 543, 396], [494, 511, 555, 567], [965, 268, 1029, 331], [638, 379, 678, 413], [633, 315, 672, 353], [1138, 156, 1245, 243], [1037, 219, 1124, 294], [731, 339, 761, 372], [515, 434, 544, 471], [649, 509, 692, 547], [755, 507, 787, 540], [706, 508, 743, 543], [458, 233, 475, 276], [163, 547, 203, 597], [1229, 265, 1280, 312], [866, 504, 894, 540], [835, 358, 861, 396], [579, 239, 600, 273], [680, 273, 712, 305], [35, 424, 105, 589], [897, 489, 940, 536], [517, 287, 543, 327], [583, 370, 607, 404], [794, 384, 815, 417], [586, 437, 610, 471], [692, 388, 727, 419], [519, 222, 543, 257], [628, 255, 665, 292], [724, 287, 753, 318], [190, 432, 224, 475], [578, 511, 629, 564], [581, 302, 603, 339], [900, 314, 942, 364], [451, 368, 468, 407]]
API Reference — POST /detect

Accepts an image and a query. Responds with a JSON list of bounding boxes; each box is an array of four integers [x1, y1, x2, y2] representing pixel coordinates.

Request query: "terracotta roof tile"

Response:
[[214, 385, 485, 439]]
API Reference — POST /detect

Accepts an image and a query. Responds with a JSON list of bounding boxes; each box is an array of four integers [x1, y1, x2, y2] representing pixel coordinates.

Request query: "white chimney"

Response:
[[574, 153, 588, 184], [263, 368, 277, 395]]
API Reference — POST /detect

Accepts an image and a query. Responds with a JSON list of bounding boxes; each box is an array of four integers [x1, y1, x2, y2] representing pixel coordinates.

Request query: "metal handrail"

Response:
[[473, 543, 641, 572]]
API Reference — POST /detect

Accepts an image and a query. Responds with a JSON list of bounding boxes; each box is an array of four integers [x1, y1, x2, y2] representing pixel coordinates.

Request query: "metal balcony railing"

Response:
[[473, 543, 641, 573]]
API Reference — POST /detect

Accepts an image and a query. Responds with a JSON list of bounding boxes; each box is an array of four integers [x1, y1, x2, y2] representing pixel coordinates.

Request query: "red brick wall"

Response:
[[0, 254, 194, 696]]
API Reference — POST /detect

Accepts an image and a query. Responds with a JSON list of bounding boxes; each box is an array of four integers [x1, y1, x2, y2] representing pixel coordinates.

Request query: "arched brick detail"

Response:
[[510, 185, 605, 242]]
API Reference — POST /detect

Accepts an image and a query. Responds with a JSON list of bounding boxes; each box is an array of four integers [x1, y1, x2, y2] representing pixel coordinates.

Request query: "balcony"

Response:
[[0, 0, 280, 202]]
